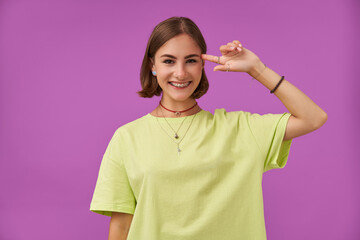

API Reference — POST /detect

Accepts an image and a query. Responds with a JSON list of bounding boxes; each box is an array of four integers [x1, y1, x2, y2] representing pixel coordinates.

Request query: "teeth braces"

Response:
[[170, 82, 190, 87]]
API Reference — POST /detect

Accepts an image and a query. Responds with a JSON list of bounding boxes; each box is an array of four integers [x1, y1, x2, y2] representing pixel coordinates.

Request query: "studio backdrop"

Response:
[[0, 0, 359, 239]]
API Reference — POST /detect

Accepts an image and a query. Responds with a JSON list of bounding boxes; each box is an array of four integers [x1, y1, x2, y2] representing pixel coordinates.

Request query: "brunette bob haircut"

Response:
[[137, 16, 209, 99]]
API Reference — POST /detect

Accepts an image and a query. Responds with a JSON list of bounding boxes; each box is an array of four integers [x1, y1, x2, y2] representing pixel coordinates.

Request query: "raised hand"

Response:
[[201, 40, 262, 73]]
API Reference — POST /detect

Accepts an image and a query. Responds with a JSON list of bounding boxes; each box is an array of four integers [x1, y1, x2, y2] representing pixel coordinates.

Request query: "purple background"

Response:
[[0, 0, 359, 239]]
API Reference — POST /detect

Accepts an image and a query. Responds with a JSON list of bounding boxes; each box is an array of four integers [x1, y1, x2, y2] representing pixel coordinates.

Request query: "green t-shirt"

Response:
[[90, 108, 292, 239]]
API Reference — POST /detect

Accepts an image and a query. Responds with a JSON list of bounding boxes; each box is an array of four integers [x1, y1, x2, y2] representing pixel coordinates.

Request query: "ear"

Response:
[[149, 57, 155, 71]]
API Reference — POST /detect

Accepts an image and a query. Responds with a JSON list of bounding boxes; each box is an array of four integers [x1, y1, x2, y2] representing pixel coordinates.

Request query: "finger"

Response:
[[232, 40, 242, 47], [213, 64, 227, 71], [229, 40, 243, 52], [220, 45, 235, 55], [225, 42, 243, 53], [232, 42, 242, 52], [226, 42, 238, 51], [220, 44, 229, 55], [201, 54, 221, 63]]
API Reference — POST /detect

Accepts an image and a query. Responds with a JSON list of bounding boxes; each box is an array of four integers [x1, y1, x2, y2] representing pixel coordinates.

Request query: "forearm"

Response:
[[248, 60, 327, 128], [108, 226, 130, 240], [108, 212, 133, 240]]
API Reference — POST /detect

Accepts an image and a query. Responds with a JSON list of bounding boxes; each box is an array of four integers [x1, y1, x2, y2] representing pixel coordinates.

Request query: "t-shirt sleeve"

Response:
[[90, 129, 136, 216], [247, 112, 293, 173]]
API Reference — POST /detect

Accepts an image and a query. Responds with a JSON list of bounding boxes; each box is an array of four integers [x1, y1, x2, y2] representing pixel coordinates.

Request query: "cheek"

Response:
[[157, 67, 172, 78], [192, 65, 203, 77]]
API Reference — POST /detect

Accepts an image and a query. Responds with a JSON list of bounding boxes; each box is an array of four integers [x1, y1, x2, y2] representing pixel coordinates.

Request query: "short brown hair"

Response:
[[137, 16, 209, 99]]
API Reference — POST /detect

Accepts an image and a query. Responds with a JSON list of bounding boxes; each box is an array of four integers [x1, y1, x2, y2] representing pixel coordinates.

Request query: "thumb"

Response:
[[213, 65, 227, 72]]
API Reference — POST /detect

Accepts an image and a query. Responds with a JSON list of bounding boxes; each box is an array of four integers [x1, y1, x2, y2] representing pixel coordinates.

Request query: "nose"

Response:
[[174, 63, 187, 80]]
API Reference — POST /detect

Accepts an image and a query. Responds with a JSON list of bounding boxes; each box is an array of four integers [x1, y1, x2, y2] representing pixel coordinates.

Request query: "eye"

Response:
[[187, 59, 197, 63], [163, 59, 174, 64]]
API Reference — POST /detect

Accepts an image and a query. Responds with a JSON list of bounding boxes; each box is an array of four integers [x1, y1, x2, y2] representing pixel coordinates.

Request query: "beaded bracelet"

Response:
[[270, 76, 285, 94]]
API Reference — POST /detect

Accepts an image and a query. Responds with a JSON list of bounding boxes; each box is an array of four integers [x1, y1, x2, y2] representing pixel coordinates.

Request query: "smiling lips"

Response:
[[168, 81, 192, 88]]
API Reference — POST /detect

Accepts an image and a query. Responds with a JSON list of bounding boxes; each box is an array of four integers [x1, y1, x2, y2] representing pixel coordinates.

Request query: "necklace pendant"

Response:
[[177, 147, 181, 155], [175, 111, 181, 117], [174, 133, 179, 139]]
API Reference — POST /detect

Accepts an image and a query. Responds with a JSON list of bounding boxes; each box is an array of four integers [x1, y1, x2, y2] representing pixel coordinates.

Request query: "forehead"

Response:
[[155, 34, 201, 57]]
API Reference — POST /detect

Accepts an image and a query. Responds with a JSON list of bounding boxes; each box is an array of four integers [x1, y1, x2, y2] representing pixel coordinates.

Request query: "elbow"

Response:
[[312, 111, 328, 130]]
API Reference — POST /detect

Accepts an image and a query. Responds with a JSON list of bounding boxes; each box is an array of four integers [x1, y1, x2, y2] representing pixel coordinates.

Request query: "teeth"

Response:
[[170, 82, 191, 88]]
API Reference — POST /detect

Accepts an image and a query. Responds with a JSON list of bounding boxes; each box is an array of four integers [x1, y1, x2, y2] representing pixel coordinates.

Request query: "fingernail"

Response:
[[237, 47, 242, 51], [229, 46, 235, 50], [239, 44, 242, 47]]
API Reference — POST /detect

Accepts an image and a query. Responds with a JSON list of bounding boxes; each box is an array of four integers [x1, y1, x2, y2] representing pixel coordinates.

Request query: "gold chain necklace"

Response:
[[159, 106, 188, 139], [155, 107, 200, 156]]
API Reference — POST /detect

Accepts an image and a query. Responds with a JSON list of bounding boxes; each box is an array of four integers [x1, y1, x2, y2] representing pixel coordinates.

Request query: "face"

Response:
[[151, 33, 204, 103]]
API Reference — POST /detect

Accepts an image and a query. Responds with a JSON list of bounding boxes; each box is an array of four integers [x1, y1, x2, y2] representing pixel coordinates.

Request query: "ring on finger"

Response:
[[217, 56, 220, 64]]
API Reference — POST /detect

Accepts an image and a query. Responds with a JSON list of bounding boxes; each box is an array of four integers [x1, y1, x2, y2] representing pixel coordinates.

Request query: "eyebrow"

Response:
[[160, 54, 200, 59]]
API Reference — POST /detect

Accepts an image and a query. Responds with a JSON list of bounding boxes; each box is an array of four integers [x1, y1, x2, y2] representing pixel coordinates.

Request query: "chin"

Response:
[[166, 92, 195, 102], [171, 95, 193, 102]]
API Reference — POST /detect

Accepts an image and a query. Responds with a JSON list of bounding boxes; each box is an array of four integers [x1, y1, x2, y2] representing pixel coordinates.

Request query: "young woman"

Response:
[[90, 17, 327, 240]]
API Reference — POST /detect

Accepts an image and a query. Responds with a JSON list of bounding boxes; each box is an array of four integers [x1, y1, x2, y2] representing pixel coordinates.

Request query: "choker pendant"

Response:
[[175, 111, 181, 117]]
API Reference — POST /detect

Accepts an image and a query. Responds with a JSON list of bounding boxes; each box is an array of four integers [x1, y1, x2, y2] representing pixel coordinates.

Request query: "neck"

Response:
[[160, 97, 197, 111]]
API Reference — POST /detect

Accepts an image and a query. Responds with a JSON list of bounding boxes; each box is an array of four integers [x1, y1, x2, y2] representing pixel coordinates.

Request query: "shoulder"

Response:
[[214, 108, 289, 121], [213, 108, 250, 120], [112, 113, 150, 137], [203, 108, 252, 130], [212, 108, 290, 127]]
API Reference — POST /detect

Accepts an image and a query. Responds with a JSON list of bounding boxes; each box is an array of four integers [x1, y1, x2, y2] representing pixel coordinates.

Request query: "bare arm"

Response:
[[248, 60, 328, 141], [201, 40, 327, 141], [108, 212, 133, 240]]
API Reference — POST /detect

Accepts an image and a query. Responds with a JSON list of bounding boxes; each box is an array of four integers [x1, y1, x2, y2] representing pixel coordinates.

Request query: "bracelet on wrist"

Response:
[[270, 76, 285, 94]]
